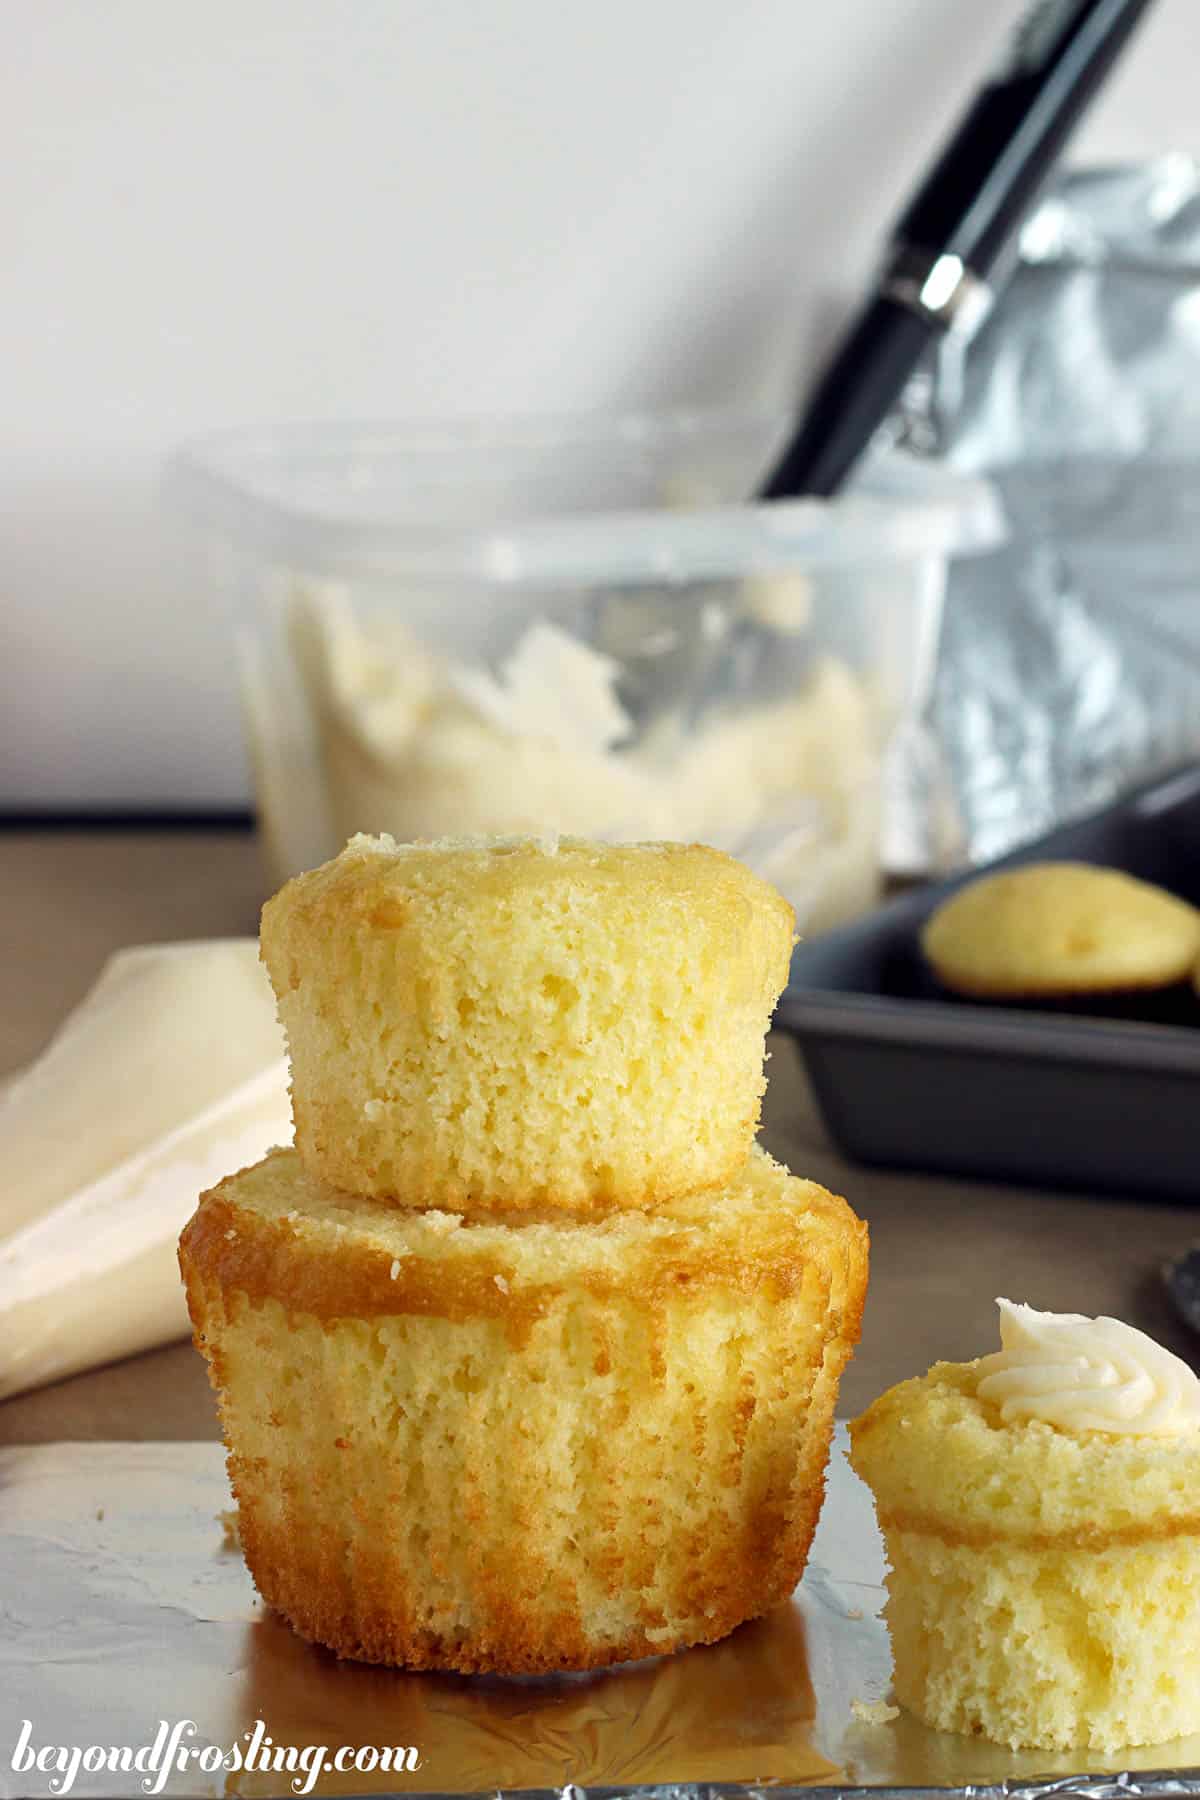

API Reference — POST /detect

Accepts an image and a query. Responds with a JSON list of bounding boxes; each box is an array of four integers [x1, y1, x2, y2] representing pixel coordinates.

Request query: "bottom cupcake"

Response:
[[850, 1300, 1200, 1753], [180, 1144, 868, 1674]]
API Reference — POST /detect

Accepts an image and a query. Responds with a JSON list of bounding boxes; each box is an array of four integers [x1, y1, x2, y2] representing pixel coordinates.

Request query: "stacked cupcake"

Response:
[[179, 834, 868, 1673]]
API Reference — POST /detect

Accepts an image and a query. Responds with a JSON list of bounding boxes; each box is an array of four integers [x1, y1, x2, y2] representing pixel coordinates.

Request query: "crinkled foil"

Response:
[[4, 1431, 1200, 1798], [907, 158, 1200, 863]]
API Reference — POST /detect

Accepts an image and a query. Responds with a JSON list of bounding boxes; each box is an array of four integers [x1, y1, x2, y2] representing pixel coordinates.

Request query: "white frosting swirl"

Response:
[[975, 1299, 1200, 1437]]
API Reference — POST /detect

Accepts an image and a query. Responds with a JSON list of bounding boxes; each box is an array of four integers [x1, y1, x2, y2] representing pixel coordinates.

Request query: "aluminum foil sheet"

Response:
[[4, 1429, 1200, 1799], [909, 157, 1200, 863]]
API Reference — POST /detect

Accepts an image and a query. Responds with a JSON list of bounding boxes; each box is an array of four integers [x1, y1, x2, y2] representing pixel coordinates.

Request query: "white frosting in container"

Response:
[[263, 585, 886, 931], [976, 1297, 1200, 1438]]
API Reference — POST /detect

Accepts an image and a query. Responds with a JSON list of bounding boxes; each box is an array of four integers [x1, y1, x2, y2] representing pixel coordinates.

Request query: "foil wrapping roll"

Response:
[[4, 1433, 1200, 1797], [909, 158, 1200, 863]]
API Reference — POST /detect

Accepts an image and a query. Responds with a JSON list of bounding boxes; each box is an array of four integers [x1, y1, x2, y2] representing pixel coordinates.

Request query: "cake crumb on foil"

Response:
[[851, 1698, 899, 1725]]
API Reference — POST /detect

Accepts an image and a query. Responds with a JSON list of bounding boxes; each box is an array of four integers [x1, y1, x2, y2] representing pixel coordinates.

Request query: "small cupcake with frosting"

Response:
[[849, 1300, 1200, 1753]]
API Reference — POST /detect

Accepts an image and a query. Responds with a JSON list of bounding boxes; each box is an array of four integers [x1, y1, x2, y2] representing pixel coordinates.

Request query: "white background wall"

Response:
[[3, 0, 1196, 808]]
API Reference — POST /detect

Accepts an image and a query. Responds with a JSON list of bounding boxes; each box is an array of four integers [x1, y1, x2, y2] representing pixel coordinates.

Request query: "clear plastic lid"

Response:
[[166, 411, 1005, 583]]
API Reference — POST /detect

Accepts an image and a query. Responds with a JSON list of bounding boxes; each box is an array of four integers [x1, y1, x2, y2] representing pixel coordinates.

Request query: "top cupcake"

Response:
[[260, 833, 795, 1213]]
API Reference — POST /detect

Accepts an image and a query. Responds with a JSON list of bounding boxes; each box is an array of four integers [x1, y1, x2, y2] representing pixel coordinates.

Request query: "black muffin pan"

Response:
[[775, 765, 1200, 1200]]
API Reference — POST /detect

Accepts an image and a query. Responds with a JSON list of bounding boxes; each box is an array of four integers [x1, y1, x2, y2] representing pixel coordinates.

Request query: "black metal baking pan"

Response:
[[775, 765, 1200, 1200]]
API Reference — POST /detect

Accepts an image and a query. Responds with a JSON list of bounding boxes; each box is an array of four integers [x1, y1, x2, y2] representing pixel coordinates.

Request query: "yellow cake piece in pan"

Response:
[[921, 861, 1200, 999]]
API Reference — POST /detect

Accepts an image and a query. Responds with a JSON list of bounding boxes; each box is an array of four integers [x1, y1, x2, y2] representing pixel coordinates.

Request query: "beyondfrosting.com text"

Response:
[[9, 1717, 423, 1796]]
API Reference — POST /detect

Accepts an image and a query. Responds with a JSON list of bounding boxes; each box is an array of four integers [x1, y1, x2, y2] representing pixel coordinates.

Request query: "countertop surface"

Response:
[[2, 827, 1197, 1447]]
